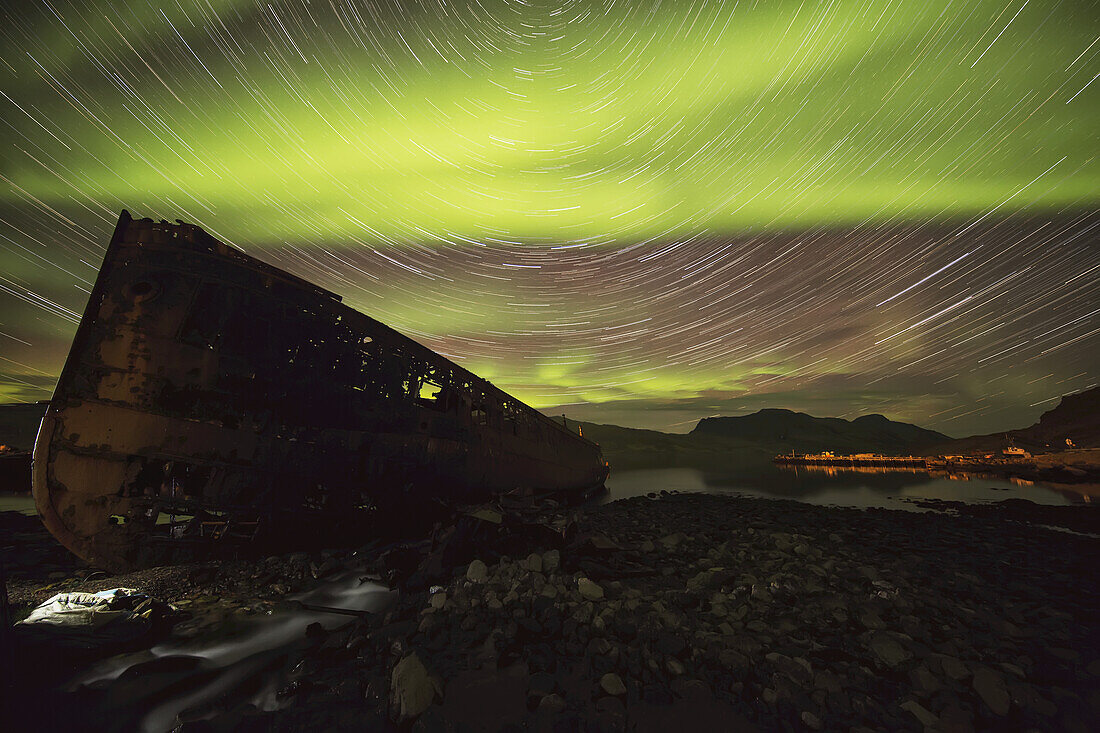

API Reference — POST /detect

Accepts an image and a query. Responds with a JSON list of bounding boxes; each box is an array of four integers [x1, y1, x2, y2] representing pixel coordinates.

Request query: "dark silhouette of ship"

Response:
[[33, 212, 608, 572]]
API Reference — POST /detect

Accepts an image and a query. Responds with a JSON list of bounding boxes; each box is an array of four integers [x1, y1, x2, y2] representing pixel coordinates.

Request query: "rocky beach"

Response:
[[4, 492, 1098, 732]]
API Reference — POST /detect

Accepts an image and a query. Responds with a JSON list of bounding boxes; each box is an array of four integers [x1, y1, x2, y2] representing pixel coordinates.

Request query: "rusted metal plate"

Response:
[[33, 212, 608, 572]]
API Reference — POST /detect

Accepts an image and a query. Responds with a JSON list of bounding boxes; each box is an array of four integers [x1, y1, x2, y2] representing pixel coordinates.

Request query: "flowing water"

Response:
[[68, 574, 394, 732]]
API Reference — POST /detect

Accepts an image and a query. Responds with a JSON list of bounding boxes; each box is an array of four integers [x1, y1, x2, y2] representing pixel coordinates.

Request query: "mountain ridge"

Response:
[[926, 387, 1099, 455]]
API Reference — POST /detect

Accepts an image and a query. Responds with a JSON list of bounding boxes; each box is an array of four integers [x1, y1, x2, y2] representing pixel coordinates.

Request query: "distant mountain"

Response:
[[580, 409, 948, 469], [693, 409, 949, 455], [0, 401, 48, 452], [0, 401, 46, 493], [928, 387, 1100, 455]]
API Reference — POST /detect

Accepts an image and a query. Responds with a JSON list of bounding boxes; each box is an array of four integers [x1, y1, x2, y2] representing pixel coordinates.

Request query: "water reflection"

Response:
[[604, 460, 1090, 510]]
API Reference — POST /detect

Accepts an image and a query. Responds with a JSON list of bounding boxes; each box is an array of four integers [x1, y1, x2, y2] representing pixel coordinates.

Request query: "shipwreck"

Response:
[[33, 212, 609, 573]]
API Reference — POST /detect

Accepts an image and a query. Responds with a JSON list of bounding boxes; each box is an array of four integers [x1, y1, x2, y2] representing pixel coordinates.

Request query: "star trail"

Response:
[[0, 0, 1097, 435]]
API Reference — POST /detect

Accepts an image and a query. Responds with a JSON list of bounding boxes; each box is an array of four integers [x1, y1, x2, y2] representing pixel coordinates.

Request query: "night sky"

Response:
[[0, 1, 1096, 436]]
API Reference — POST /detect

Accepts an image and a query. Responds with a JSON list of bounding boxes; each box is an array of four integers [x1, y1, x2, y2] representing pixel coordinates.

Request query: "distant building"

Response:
[[1003, 446, 1031, 458]]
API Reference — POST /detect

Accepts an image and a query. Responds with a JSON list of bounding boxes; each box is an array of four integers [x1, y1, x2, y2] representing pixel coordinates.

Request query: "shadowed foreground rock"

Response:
[[5, 493, 1098, 731], [250, 493, 1099, 731]]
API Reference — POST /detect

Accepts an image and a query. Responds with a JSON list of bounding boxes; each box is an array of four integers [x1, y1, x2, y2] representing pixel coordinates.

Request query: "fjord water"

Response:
[[2, 461, 1088, 519], [604, 461, 1089, 509]]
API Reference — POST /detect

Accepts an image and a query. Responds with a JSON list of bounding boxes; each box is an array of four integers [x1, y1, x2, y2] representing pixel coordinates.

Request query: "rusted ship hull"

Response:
[[33, 212, 608, 573]]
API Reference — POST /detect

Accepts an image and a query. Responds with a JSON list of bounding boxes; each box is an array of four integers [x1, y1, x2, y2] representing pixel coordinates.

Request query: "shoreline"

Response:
[[4, 492, 1099, 731]]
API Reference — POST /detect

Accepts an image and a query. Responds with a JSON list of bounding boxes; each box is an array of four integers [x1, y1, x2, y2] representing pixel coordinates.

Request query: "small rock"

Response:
[[542, 550, 560, 573], [910, 665, 940, 695], [972, 667, 1010, 716], [750, 585, 772, 603], [467, 560, 488, 582], [659, 533, 684, 549], [600, 672, 627, 696], [868, 633, 912, 668], [801, 711, 823, 730], [523, 553, 543, 573], [859, 609, 886, 630], [429, 592, 446, 610], [538, 694, 566, 714], [939, 655, 969, 681], [900, 700, 938, 727], [578, 577, 604, 601]]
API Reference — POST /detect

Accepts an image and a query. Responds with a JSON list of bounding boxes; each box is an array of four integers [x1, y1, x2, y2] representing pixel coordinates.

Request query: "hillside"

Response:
[[926, 387, 1100, 455], [0, 401, 48, 452], [580, 409, 947, 469], [693, 409, 948, 455]]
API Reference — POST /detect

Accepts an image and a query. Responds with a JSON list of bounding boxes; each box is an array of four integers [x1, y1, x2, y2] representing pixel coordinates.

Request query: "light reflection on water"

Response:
[[604, 462, 1090, 509]]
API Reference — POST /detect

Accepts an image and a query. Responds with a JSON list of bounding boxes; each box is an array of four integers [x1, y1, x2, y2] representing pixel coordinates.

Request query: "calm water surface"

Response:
[[604, 462, 1090, 509], [0, 493, 35, 514], [3, 464, 1090, 518]]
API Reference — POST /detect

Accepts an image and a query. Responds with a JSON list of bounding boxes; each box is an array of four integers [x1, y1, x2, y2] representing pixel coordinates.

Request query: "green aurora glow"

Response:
[[0, 1, 1097, 434]]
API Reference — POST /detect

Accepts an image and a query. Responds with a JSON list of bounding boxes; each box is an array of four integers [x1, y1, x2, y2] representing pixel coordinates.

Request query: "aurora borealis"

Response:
[[0, 0, 1097, 435]]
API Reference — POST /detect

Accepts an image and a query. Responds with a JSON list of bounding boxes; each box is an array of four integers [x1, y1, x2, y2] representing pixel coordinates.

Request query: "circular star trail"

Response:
[[0, 1, 1097, 435]]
